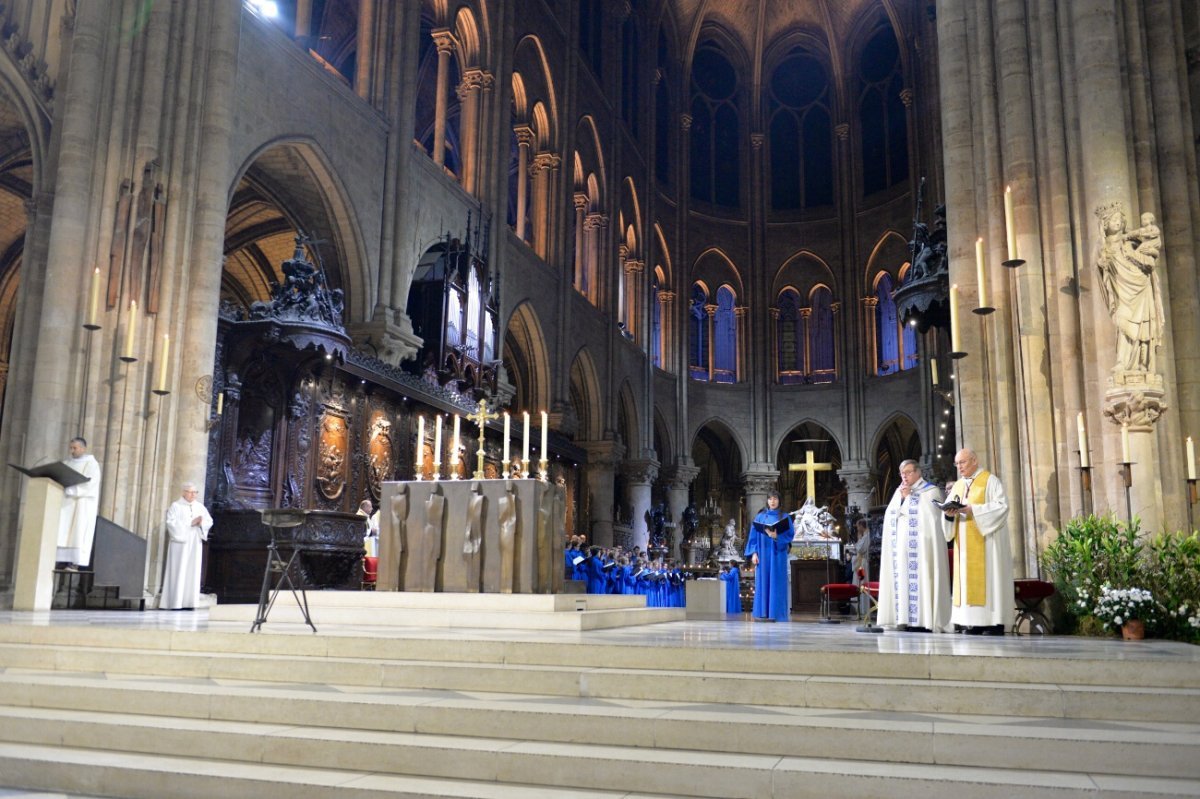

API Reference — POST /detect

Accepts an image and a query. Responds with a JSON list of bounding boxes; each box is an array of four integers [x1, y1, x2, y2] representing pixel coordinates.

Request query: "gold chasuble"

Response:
[[951, 471, 991, 607]]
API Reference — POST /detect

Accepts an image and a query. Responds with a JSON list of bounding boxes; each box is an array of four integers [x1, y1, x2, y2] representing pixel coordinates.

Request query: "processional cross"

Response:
[[467, 398, 501, 479], [788, 450, 833, 501]]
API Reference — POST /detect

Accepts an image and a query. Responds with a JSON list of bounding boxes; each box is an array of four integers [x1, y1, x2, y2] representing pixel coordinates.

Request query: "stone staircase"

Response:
[[0, 621, 1196, 798]]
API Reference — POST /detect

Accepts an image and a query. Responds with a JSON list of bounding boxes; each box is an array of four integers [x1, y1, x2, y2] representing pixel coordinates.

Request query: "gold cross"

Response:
[[788, 450, 833, 501], [469, 399, 501, 479]]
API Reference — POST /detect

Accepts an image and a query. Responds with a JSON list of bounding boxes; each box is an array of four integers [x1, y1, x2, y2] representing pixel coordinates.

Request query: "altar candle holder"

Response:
[[1187, 478, 1197, 534], [538, 457, 549, 482], [1078, 463, 1093, 517], [1119, 461, 1134, 523], [501, 458, 511, 478]]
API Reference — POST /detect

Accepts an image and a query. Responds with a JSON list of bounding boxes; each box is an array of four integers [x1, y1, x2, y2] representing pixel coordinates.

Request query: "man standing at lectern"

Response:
[[56, 437, 101, 571]]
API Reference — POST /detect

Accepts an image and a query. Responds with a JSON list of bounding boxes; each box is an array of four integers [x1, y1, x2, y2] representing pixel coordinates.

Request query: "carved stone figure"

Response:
[[413, 486, 445, 592], [793, 497, 836, 539], [717, 519, 743, 563], [1096, 204, 1165, 374], [498, 480, 519, 594], [380, 485, 407, 590], [536, 482, 556, 593], [551, 482, 567, 594], [463, 481, 486, 592]]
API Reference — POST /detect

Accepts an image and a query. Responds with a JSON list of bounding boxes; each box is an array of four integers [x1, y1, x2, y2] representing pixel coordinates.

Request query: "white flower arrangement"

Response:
[[1090, 584, 1159, 632]]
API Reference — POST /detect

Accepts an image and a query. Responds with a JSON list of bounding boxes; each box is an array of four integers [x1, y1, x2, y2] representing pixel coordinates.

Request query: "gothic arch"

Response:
[[773, 250, 837, 298], [775, 420, 844, 509], [225, 139, 370, 324], [690, 416, 748, 467], [502, 300, 551, 413], [511, 35, 559, 147], [691, 248, 744, 298], [653, 405, 674, 466], [568, 347, 603, 442], [864, 230, 910, 285], [872, 411, 922, 503], [616, 380, 640, 455], [689, 418, 746, 508]]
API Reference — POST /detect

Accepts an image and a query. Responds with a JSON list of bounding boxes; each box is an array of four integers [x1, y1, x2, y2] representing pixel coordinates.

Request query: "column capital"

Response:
[[531, 151, 560, 172], [581, 439, 626, 468], [703, 303, 718, 317], [798, 307, 813, 319], [657, 290, 675, 303], [574, 192, 590, 211], [750, 132, 765, 149], [431, 28, 456, 54], [834, 122, 850, 141], [623, 458, 660, 486], [734, 306, 747, 318], [624, 259, 643, 275], [514, 125, 536, 147], [1103, 384, 1167, 432], [680, 113, 692, 131], [741, 470, 780, 495], [899, 87, 914, 107], [662, 463, 700, 491], [584, 212, 608, 231], [861, 296, 879, 309]]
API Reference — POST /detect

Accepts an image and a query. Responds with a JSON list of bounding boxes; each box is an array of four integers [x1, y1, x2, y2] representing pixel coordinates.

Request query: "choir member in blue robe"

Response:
[[719, 564, 742, 614], [582, 547, 607, 594], [744, 491, 795, 622]]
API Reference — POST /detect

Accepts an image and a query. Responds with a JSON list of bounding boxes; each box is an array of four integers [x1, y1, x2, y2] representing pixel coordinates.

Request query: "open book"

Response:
[[933, 497, 966, 512], [753, 519, 788, 535]]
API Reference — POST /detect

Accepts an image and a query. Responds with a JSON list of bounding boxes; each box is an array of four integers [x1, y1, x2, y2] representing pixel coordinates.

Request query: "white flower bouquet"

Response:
[[1089, 584, 1159, 632]]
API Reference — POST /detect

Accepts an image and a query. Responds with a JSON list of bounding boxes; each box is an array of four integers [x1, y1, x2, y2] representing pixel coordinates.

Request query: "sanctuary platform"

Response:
[[208, 591, 684, 630], [0, 609, 1196, 799]]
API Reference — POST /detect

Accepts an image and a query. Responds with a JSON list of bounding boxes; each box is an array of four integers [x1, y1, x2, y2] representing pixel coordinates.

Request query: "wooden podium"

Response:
[[9, 462, 91, 611]]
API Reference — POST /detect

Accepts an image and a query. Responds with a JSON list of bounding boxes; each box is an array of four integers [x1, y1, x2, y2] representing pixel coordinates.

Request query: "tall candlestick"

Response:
[[416, 416, 425, 471], [522, 411, 530, 466], [123, 300, 138, 359], [503, 412, 510, 463], [452, 414, 461, 462], [1187, 436, 1196, 481], [87, 267, 101, 328], [930, 358, 939, 387], [155, 334, 170, 392], [1004, 185, 1017, 262], [975, 237, 989, 309], [949, 284, 962, 353], [540, 410, 548, 458], [434, 415, 443, 469], [1076, 412, 1089, 468], [1121, 424, 1131, 463]]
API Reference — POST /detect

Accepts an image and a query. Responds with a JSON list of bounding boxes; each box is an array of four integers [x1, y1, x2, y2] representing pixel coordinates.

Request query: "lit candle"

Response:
[[1004, 185, 1017, 262], [522, 411, 530, 467], [1121, 424, 1131, 464], [216, 391, 224, 416], [123, 300, 138, 359], [503, 412, 510, 463], [433, 415, 443, 469], [451, 414, 461, 463], [541, 410, 548, 460], [1187, 436, 1196, 481], [87, 267, 101, 327], [930, 358, 939, 387], [416, 416, 425, 471], [1076, 412, 1089, 468], [949, 284, 962, 352], [155, 334, 170, 392], [975, 237, 989, 308]]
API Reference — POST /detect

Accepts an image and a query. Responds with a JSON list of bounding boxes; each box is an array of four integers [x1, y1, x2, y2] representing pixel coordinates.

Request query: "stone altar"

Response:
[[378, 478, 566, 594]]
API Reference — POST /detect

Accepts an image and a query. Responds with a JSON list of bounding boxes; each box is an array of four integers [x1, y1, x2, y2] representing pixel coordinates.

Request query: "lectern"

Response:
[[9, 462, 91, 611], [250, 508, 316, 633]]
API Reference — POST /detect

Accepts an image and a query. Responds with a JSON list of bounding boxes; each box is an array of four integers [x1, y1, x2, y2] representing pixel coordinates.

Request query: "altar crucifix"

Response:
[[788, 450, 833, 502], [468, 398, 501, 479]]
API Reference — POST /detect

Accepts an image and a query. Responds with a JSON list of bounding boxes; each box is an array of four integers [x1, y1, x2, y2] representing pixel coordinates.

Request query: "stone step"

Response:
[[0, 674, 1195, 779], [0, 623, 1195, 690], [0, 639, 1196, 723], [0, 742, 686, 799], [0, 727, 1194, 799]]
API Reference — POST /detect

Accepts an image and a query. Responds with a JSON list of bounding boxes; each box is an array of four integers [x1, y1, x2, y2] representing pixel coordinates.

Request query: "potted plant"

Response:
[[1089, 584, 1159, 640]]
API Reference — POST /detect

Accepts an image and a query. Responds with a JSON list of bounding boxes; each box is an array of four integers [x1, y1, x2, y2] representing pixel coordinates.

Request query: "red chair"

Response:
[[1013, 578, 1055, 635], [861, 580, 880, 623], [362, 556, 378, 590], [820, 583, 859, 619]]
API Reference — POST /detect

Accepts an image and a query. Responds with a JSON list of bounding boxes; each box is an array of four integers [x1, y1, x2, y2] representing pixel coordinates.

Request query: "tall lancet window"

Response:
[[874, 274, 900, 375], [858, 23, 908, 196], [689, 42, 740, 208], [776, 288, 804, 384], [713, 285, 737, 383], [688, 283, 709, 380], [768, 49, 833, 210], [654, 30, 673, 186], [651, 270, 663, 369], [810, 285, 836, 383]]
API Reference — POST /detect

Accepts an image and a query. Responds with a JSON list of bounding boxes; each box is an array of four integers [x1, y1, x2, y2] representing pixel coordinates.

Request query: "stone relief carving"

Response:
[[316, 414, 347, 501], [1102, 390, 1167, 431], [414, 486, 446, 592], [463, 481, 486, 592], [498, 481, 519, 594], [1095, 203, 1165, 375], [233, 429, 271, 487], [367, 416, 393, 501]]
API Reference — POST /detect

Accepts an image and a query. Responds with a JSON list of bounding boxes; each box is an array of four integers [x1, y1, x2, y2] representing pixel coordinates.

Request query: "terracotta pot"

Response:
[[1121, 619, 1145, 640]]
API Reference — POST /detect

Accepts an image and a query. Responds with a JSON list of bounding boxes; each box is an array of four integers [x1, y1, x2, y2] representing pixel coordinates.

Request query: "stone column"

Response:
[[663, 463, 699, 560], [530, 151, 561, 260], [514, 126, 534, 242], [583, 212, 606, 305], [456, 68, 493, 196], [704, 303, 717, 380], [623, 458, 659, 551], [741, 470, 780, 529], [841, 470, 877, 519], [430, 29, 454, 167], [571, 193, 588, 287], [582, 440, 624, 548], [354, 0, 375, 99]]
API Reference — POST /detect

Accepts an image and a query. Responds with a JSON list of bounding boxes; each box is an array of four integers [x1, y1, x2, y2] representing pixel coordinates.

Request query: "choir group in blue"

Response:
[[564, 538, 687, 607]]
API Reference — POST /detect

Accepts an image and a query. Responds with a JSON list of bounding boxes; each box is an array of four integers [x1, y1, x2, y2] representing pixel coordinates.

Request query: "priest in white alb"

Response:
[[57, 437, 101, 570], [942, 448, 1013, 635], [877, 459, 950, 633], [161, 482, 213, 610]]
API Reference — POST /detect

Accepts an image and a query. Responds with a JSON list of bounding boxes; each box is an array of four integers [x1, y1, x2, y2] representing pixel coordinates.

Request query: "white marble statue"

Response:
[[1096, 204, 1164, 374], [793, 497, 836, 540]]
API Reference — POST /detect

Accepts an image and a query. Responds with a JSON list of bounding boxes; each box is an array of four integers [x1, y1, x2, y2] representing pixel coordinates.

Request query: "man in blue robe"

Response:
[[744, 491, 795, 622], [582, 547, 607, 594], [719, 564, 742, 614]]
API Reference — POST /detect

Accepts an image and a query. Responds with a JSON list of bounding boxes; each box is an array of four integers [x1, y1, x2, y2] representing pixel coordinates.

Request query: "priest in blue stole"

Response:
[[744, 491, 795, 622]]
